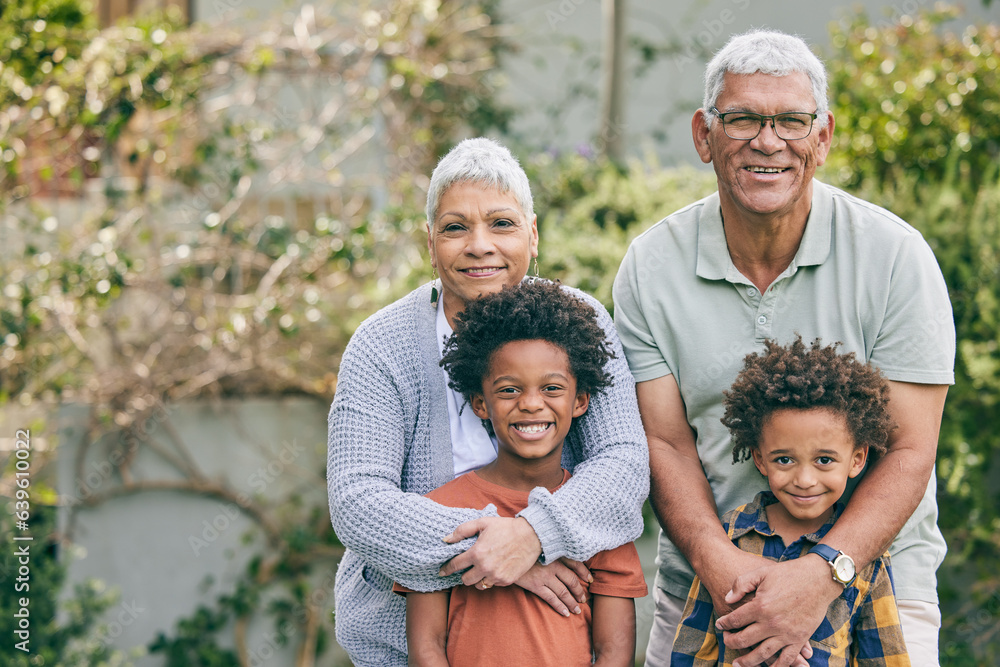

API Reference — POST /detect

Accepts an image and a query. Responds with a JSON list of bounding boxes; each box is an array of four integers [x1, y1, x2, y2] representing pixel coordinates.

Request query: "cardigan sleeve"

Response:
[[326, 308, 497, 592], [518, 287, 650, 563]]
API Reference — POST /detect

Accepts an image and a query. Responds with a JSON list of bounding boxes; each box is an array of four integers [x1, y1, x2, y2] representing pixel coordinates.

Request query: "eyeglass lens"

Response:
[[723, 113, 814, 140]]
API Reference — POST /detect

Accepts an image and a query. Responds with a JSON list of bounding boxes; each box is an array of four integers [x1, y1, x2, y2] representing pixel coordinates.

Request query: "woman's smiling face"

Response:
[[427, 181, 538, 326]]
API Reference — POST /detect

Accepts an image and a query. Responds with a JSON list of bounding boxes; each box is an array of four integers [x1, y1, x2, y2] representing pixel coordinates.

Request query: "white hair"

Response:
[[425, 138, 534, 225], [703, 29, 829, 129]]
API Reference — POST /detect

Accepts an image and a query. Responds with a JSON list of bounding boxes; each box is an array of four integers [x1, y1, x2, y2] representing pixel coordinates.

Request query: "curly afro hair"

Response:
[[440, 280, 615, 401], [723, 336, 895, 463]]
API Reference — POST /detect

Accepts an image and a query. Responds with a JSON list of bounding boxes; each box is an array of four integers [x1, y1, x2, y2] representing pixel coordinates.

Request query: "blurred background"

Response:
[[0, 0, 997, 664]]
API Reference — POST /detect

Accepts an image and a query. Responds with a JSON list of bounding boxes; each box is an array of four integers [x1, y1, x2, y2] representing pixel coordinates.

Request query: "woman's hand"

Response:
[[438, 516, 541, 586], [515, 558, 592, 616]]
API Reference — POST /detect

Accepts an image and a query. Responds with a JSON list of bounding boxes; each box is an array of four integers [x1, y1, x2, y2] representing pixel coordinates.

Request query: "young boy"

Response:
[[670, 337, 911, 666], [396, 280, 648, 666]]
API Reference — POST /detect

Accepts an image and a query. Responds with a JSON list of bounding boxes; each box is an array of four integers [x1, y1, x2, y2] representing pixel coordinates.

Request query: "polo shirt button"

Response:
[[747, 287, 757, 296], [757, 315, 767, 325]]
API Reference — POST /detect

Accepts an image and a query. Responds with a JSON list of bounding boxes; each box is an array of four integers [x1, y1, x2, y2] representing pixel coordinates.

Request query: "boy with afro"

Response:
[[670, 337, 911, 666], [396, 280, 647, 666]]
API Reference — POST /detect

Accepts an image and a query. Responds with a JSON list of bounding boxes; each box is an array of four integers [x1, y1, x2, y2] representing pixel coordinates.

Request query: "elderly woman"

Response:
[[327, 138, 648, 665]]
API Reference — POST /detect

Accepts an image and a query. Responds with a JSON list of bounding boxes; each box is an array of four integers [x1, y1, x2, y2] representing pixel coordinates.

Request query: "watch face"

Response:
[[834, 556, 856, 582]]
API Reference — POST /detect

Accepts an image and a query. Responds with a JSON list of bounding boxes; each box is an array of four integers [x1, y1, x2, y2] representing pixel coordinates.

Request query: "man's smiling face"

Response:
[[694, 71, 833, 224]]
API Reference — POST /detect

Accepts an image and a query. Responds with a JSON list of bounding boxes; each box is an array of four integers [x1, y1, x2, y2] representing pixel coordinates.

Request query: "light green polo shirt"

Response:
[[613, 180, 955, 603]]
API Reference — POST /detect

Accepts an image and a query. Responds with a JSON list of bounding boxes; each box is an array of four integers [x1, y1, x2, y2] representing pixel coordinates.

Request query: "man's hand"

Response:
[[716, 555, 840, 667], [699, 545, 772, 617], [515, 558, 592, 617], [438, 516, 542, 587]]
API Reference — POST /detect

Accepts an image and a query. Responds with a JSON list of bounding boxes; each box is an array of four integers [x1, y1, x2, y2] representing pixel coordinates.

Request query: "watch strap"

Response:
[[808, 544, 840, 563]]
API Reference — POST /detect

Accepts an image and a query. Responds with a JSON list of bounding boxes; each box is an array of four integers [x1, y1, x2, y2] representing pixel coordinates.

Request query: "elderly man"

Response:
[[613, 30, 954, 667]]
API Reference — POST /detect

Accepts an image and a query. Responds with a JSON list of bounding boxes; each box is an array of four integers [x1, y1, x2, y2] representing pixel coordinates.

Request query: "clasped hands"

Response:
[[708, 548, 843, 667], [437, 516, 593, 617]]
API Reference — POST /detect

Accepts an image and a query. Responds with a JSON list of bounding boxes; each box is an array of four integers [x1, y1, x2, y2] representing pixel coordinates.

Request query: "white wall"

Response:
[[55, 397, 348, 666], [498, 0, 998, 165]]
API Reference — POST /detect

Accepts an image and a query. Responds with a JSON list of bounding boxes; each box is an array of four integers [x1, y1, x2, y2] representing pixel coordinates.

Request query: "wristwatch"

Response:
[[808, 544, 857, 586]]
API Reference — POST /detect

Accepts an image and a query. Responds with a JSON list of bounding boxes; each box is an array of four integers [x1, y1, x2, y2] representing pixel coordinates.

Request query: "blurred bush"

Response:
[[529, 153, 716, 308], [0, 505, 132, 666], [826, 5, 1000, 193], [847, 173, 1000, 664], [824, 8, 1000, 662], [0, 0, 511, 405]]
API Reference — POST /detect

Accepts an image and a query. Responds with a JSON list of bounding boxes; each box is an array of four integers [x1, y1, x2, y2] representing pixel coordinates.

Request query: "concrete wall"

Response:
[[55, 397, 349, 666], [498, 0, 998, 164]]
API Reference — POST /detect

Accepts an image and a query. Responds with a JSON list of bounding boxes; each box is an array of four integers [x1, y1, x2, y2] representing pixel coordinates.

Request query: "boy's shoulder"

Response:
[[424, 470, 570, 517], [720, 491, 772, 537], [425, 472, 483, 508]]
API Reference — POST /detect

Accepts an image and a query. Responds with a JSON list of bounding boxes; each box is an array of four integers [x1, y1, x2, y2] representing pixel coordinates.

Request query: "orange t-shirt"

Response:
[[395, 470, 648, 666]]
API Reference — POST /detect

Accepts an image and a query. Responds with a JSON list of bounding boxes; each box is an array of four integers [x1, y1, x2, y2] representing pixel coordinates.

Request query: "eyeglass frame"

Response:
[[709, 107, 820, 141]]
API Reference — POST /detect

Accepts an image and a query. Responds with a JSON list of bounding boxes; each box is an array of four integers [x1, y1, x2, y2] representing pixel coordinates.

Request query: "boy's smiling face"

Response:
[[472, 339, 589, 469], [752, 407, 868, 535]]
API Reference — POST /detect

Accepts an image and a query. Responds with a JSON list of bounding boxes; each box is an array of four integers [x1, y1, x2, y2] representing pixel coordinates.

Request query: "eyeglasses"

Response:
[[710, 108, 818, 141]]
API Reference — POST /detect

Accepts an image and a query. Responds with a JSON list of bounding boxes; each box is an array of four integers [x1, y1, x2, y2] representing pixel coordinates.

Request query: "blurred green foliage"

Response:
[[0, 0, 511, 403], [530, 153, 716, 307], [871, 177, 1000, 664], [824, 10, 1000, 662], [0, 0, 93, 93], [826, 6, 1000, 193]]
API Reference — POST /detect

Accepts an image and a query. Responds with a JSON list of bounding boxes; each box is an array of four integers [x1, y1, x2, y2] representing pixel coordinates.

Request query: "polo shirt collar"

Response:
[[695, 180, 833, 282], [728, 490, 842, 544]]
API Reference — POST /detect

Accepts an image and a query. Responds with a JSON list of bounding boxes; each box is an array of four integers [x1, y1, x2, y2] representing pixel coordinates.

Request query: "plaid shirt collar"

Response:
[[728, 490, 845, 545]]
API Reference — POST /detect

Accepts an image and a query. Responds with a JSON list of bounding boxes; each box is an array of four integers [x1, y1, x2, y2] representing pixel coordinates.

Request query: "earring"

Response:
[[533, 257, 539, 277], [430, 267, 439, 304]]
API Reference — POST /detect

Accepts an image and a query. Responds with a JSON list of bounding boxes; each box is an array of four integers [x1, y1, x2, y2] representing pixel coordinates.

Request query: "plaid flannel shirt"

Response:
[[670, 492, 911, 667]]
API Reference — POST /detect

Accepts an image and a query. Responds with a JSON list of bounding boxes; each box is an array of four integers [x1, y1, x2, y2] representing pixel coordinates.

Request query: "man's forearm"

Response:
[[821, 446, 934, 567], [650, 443, 733, 577], [818, 381, 946, 569], [636, 375, 739, 594]]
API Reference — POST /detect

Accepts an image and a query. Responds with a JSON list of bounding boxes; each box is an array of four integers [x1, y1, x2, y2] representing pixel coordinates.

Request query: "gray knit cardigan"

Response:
[[327, 280, 649, 666]]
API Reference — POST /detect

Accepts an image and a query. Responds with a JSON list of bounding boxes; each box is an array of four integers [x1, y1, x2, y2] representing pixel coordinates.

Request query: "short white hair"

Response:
[[703, 29, 829, 129], [425, 138, 534, 225]]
